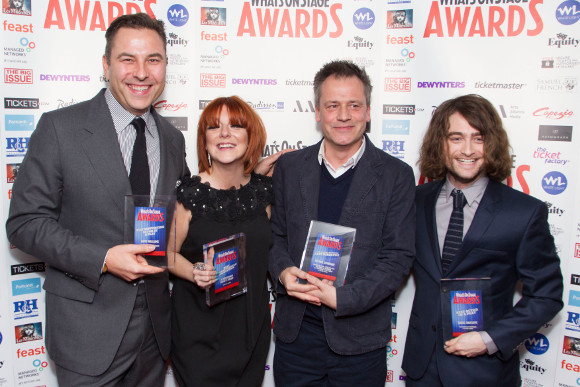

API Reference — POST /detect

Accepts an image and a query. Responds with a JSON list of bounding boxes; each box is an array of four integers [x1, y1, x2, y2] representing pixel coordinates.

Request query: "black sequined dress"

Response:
[[171, 173, 273, 387]]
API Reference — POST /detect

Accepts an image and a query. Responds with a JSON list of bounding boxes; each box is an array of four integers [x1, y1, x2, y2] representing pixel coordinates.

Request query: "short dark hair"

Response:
[[418, 94, 512, 182], [104, 13, 166, 63], [197, 96, 267, 175], [313, 60, 372, 107]]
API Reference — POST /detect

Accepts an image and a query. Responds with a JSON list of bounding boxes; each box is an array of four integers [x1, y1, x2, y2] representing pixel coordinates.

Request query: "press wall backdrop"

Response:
[[1, 1, 579, 386]]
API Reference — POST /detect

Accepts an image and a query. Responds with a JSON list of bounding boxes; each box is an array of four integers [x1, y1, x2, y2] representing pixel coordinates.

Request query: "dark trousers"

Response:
[[55, 284, 166, 387], [274, 316, 387, 387]]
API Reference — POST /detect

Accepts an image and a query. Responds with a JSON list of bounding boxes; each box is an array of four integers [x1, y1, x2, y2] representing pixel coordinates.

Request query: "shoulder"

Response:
[[42, 91, 103, 121], [278, 142, 319, 167], [490, 180, 546, 212]]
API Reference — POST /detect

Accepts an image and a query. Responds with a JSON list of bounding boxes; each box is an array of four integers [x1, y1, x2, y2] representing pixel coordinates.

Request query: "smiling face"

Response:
[[444, 112, 486, 189], [315, 75, 370, 157], [205, 107, 249, 169], [102, 27, 166, 116]]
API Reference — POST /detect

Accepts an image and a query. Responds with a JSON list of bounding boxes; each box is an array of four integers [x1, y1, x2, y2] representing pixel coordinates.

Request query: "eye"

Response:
[[473, 136, 485, 143], [230, 125, 244, 129], [207, 125, 219, 130]]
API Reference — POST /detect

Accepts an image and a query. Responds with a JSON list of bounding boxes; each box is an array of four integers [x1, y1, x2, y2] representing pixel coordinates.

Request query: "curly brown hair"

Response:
[[418, 94, 512, 182], [197, 96, 266, 175]]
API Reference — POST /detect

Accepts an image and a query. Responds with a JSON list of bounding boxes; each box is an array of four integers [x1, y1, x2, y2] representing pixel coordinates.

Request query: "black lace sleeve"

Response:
[[175, 173, 273, 223]]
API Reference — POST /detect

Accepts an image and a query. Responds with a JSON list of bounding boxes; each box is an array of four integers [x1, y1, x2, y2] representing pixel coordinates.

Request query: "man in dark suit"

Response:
[[6, 14, 188, 386], [402, 94, 563, 386], [269, 60, 415, 386]]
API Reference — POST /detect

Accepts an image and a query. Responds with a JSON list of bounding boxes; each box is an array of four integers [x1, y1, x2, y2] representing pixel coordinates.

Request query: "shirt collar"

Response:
[[317, 138, 366, 172], [105, 88, 153, 135], [443, 175, 489, 207]]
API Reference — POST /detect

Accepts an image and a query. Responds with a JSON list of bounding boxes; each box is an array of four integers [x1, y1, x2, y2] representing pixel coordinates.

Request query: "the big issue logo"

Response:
[[237, 0, 343, 38], [423, 0, 544, 38], [44, 0, 157, 30]]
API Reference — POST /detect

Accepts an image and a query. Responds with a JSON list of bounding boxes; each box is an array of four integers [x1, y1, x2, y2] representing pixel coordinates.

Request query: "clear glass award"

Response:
[[440, 277, 492, 341], [204, 233, 248, 307], [297, 220, 356, 287], [124, 195, 176, 268]]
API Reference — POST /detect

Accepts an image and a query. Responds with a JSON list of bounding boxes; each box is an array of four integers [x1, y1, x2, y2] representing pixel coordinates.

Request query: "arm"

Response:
[[486, 202, 563, 359], [255, 149, 295, 177], [268, 156, 320, 303], [334, 163, 416, 317], [167, 202, 216, 288]]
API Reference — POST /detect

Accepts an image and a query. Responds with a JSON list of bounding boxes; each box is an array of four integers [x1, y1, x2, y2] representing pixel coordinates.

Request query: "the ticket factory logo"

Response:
[[423, 0, 543, 38], [237, 0, 343, 38]]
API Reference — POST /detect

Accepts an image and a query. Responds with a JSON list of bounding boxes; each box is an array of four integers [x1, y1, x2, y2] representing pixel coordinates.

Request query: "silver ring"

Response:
[[193, 262, 206, 271]]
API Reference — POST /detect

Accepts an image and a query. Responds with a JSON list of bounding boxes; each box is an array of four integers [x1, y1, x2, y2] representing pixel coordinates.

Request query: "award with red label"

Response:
[[124, 195, 176, 268], [440, 278, 492, 341], [298, 221, 356, 287], [204, 233, 247, 307]]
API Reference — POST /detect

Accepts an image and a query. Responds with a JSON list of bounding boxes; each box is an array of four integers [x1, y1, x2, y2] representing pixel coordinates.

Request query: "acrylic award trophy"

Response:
[[203, 233, 247, 307], [298, 220, 356, 287], [440, 277, 492, 341], [124, 195, 176, 268]]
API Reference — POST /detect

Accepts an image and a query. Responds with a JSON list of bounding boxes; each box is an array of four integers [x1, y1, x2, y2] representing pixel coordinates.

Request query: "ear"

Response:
[[102, 55, 109, 79], [315, 105, 321, 122]]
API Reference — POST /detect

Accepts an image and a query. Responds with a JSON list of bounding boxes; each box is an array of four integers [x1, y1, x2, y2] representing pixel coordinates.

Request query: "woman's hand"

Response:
[[192, 248, 217, 289]]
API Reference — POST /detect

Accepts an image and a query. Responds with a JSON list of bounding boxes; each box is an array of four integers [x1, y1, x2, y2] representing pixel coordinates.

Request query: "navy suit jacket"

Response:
[[7, 90, 189, 375], [402, 179, 563, 386], [269, 136, 415, 355]]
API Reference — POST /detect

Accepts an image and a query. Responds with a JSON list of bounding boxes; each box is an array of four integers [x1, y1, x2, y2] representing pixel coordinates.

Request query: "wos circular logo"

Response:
[[556, 1, 580, 25], [524, 333, 549, 355], [542, 171, 567, 195], [32, 358, 48, 371], [167, 4, 189, 27], [0, 330, 3, 345], [353, 8, 375, 30]]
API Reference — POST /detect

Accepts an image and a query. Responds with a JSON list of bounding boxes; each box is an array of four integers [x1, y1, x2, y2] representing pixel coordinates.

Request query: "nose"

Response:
[[133, 60, 148, 80], [461, 140, 474, 156], [219, 124, 231, 137], [337, 105, 350, 121]]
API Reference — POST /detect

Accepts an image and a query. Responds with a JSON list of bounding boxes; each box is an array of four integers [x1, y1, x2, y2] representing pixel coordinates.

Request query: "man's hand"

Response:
[[254, 149, 295, 176], [444, 331, 487, 358], [280, 266, 321, 305], [305, 275, 337, 310], [105, 244, 165, 282]]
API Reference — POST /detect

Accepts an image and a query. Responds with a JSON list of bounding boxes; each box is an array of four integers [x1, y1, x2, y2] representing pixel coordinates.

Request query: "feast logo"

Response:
[[44, 0, 157, 31], [237, 1, 343, 38], [533, 107, 574, 120], [386, 34, 414, 44], [153, 100, 187, 112], [4, 68, 32, 84], [423, 0, 543, 38], [2, 20, 34, 32]]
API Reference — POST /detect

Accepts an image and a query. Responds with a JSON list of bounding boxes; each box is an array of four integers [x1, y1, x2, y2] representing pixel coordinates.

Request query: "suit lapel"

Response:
[[79, 91, 131, 214], [339, 137, 380, 225], [298, 144, 321, 221], [424, 182, 444, 277], [446, 180, 502, 274], [153, 110, 180, 195]]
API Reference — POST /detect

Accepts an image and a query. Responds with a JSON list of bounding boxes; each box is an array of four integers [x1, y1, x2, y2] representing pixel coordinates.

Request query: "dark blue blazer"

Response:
[[269, 136, 416, 355], [402, 179, 563, 386]]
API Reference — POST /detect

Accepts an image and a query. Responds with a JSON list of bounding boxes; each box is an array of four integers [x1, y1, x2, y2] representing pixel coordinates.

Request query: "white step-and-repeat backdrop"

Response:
[[1, 0, 579, 386]]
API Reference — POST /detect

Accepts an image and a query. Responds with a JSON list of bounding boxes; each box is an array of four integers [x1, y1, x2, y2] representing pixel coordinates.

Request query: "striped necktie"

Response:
[[441, 189, 466, 274]]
